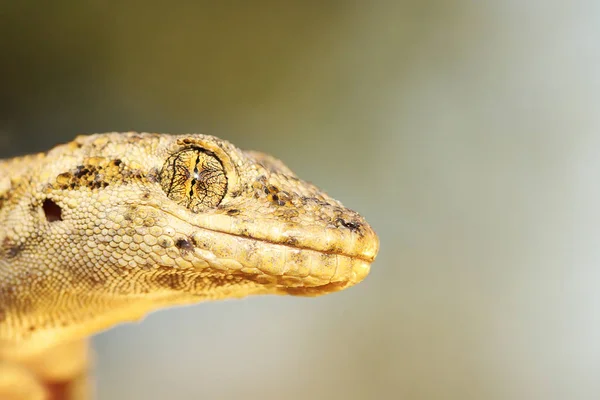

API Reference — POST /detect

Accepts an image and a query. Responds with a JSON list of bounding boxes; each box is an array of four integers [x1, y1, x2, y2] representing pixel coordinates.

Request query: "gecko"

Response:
[[0, 132, 379, 399]]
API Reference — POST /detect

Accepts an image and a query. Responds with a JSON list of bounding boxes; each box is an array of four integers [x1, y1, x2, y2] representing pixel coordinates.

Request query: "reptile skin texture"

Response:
[[0, 133, 379, 399]]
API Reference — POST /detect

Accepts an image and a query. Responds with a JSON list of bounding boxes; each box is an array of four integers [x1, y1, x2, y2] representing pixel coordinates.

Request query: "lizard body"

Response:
[[0, 132, 379, 399]]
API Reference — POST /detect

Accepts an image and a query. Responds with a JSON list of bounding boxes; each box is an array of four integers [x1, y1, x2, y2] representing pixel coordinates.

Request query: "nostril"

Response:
[[42, 199, 63, 222]]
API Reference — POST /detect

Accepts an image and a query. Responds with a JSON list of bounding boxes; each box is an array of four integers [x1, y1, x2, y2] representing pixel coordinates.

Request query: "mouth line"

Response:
[[149, 205, 375, 263], [210, 228, 374, 263]]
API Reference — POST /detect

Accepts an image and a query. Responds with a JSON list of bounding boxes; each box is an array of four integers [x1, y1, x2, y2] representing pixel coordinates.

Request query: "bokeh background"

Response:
[[2, 1, 600, 399]]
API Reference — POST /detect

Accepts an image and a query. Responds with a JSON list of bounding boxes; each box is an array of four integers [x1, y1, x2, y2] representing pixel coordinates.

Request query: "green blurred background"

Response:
[[2, 1, 600, 399]]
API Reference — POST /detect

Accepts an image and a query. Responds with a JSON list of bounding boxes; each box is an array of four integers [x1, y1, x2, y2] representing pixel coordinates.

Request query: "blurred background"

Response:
[[1, 1, 600, 399]]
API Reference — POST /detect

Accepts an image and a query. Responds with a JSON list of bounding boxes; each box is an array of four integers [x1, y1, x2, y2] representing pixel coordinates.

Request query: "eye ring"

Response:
[[159, 147, 227, 212]]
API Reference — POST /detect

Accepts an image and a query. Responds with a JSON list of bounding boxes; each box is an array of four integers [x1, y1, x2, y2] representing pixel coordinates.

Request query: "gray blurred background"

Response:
[[2, 1, 600, 399]]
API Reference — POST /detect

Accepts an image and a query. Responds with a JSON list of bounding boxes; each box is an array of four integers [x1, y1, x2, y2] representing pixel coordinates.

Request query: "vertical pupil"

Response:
[[189, 155, 200, 197]]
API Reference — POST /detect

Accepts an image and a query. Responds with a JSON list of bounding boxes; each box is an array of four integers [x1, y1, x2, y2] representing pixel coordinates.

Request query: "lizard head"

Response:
[[38, 133, 380, 302]]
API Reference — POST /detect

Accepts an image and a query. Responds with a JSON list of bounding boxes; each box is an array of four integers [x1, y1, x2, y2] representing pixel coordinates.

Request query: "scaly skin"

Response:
[[0, 132, 379, 399]]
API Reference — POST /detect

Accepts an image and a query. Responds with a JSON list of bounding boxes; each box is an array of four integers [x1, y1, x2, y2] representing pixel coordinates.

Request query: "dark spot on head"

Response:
[[269, 190, 291, 206], [52, 158, 147, 192], [175, 238, 194, 251], [3, 237, 23, 259], [28, 325, 36, 332], [226, 209, 241, 216], [0, 188, 10, 211], [73, 166, 90, 178], [6, 243, 24, 258], [283, 236, 299, 246], [277, 194, 287, 206], [142, 192, 151, 200], [336, 218, 361, 232], [127, 171, 144, 180], [42, 199, 62, 222]]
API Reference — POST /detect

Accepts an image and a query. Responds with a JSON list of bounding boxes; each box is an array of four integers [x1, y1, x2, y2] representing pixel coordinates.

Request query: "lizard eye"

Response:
[[159, 147, 227, 212]]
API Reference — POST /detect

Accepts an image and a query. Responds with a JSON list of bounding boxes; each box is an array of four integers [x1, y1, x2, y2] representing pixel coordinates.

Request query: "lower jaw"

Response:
[[260, 257, 371, 297]]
